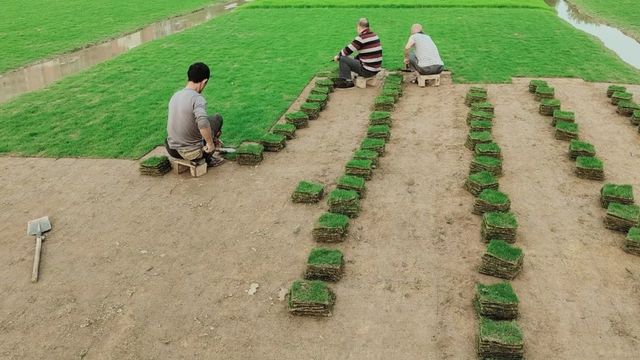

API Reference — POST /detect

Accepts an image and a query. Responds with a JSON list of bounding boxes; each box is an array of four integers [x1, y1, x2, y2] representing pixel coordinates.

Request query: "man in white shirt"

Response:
[[403, 24, 444, 77]]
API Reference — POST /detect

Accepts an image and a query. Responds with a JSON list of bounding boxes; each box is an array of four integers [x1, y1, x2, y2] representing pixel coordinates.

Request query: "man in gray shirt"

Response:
[[165, 62, 224, 167], [404, 24, 444, 77]]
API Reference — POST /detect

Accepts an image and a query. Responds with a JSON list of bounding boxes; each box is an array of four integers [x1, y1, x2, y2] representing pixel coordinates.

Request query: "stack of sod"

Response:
[[470, 120, 493, 132], [367, 125, 391, 141], [315, 78, 335, 92], [617, 100, 640, 117], [385, 73, 404, 86], [291, 181, 325, 203], [369, 111, 392, 126], [307, 94, 329, 110], [529, 79, 548, 93], [470, 156, 503, 176], [607, 85, 626, 98], [604, 203, 640, 232], [300, 102, 321, 120], [569, 140, 596, 159], [345, 159, 373, 180], [534, 86, 555, 101], [374, 96, 395, 112], [471, 102, 495, 114], [477, 318, 525, 360], [600, 184, 634, 208], [481, 212, 518, 243], [554, 121, 579, 141], [139, 156, 171, 176], [381, 88, 401, 102], [383, 83, 403, 97], [631, 110, 640, 126], [611, 91, 633, 106], [474, 282, 519, 320], [467, 110, 494, 123], [312, 212, 349, 243], [539, 99, 561, 116], [337, 175, 366, 198], [288, 280, 335, 317], [327, 189, 360, 218], [624, 227, 640, 256], [473, 189, 511, 215], [475, 142, 502, 159], [465, 131, 493, 150], [361, 138, 385, 156], [311, 86, 331, 97], [465, 171, 499, 196], [353, 149, 379, 167], [305, 248, 344, 282], [465, 90, 487, 106], [316, 69, 337, 78], [285, 111, 309, 129], [236, 142, 264, 165], [479, 240, 524, 279], [575, 156, 604, 180], [470, 87, 488, 94], [272, 123, 296, 139], [552, 110, 575, 126], [260, 133, 287, 152]]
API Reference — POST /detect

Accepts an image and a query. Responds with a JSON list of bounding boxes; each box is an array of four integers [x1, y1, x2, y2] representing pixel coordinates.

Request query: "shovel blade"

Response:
[[27, 216, 51, 236]]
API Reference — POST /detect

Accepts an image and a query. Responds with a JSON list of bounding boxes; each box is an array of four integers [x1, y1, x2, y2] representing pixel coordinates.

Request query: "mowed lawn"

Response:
[[1, 6, 640, 158], [0, 0, 224, 73], [248, 0, 549, 8], [568, 0, 640, 40]]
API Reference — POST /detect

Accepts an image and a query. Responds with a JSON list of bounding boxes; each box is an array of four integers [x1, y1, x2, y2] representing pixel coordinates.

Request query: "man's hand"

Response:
[[214, 138, 224, 150], [403, 58, 410, 65], [333, 55, 340, 62], [203, 143, 215, 154]]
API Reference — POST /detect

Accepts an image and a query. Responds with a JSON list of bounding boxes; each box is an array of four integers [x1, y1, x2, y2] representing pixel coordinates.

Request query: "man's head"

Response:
[[357, 18, 370, 33], [187, 62, 210, 93], [411, 23, 423, 35]]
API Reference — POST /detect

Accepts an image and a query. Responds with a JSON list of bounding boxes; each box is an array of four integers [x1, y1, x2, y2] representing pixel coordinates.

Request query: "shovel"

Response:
[[27, 216, 51, 282]]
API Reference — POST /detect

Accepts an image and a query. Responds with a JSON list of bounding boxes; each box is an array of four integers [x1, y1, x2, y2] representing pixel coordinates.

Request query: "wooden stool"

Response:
[[355, 76, 379, 89], [172, 158, 207, 177], [417, 74, 441, 87]]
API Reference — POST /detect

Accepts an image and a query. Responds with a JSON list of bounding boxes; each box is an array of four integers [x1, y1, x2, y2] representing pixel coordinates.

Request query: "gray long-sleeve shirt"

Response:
[[167, 88, 210, 151]]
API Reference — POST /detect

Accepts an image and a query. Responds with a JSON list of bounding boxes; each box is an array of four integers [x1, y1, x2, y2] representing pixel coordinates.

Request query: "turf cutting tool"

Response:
[[27, 216, 51, 282]]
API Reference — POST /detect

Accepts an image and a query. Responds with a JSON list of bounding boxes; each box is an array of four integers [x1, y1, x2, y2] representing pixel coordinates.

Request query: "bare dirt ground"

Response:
[[1, 78, 639, 359]]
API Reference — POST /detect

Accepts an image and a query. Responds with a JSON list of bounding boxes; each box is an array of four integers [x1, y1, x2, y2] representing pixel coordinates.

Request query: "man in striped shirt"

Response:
[[333, 18, 383, 89]]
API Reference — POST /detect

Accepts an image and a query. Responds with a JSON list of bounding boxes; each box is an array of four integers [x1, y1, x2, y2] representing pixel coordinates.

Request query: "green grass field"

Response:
[[1, 5, 640, 158], [568, 0, 640, 40], [0, 0, 224, 73], [248, 0, 549, 8]]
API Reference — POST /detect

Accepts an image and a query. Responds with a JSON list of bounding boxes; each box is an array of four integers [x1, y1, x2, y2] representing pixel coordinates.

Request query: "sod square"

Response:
[[529, 79, 548, 93], [139, 155, 171, 176], [475, 142, 502, 159], [465, 171, 499, 196], [315, 78, 335, 91], [385, 73, 404, 86], [477, 318, 524, 359], [607, 85, 627, 97], [291, 181, 325, 203], [470, 120, 493, 132], [300, 102, 322, 120], [631, 110, 640, 126], [600, 184, 634, 208], [285, 111, 309, 129], [611, 91, 633, 105], [471, 102, 495, 114], [475, 282, 519, 320], [465, 91, 488, 106], [470, 156, 503, 176], [568, 140, 596, 159], [260, 133, 287, 152], [360, 137, 386, 156], [307, 93, 329, 109], [316, 69, 338, 79], [367, 125, 391, 141], [552, 110, 575, 126], [383, 82, 403, 96], [467, 110, 495, 124], [482, 212, 518, 243], [469, 86, 488, 95], [327, 189, 360, 218], [624, 227, 640, 256], [272, 123, 296, 140], [337, 174, 366, 198], [465, 131, 493, 150], [310, 85, 331, 96], [605, 202, 640, 232], [353, 149, 379, 167], [345, 159, 374, 180], [236, 142, 264, 166], [374, 96, 395, 112], [534, 85, 555, 101], [473, 189, 511, 215], [312, 212, 349, 243], [305, 248, 344, 282], [617, 100, 640, 117], [539, 99, 561, 116], [288, 280, 335, 317], [479, 240, 524, 280], [381, 88, 401, 102], [369, 111, 392, 126], [575, 156, 604, 180], [554, 121, 579, 141]]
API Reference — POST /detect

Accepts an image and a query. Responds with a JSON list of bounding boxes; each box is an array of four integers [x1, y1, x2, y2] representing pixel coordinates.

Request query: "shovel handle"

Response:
[[31, 235, 42, 282]]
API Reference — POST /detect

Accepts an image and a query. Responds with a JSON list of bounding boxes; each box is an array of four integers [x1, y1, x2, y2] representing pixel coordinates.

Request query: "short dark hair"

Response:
[[187, 62, 210, 83]]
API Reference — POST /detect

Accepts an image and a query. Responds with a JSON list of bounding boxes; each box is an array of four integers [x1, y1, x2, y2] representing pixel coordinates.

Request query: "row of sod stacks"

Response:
[[479, 240, 524, 279], [473, 189, 511, 215], [305, 248, 344, 282], [236, 142, 264, 165], [607, 85, 640, 118], [288, 280, 335, 317], [475, 282, 519, 320], [139, 156, 171, 176], [481, 212, 518, 243], [313, 212, 349, 243], [600, 184, 640, 257], [292, 181, 325, 203]]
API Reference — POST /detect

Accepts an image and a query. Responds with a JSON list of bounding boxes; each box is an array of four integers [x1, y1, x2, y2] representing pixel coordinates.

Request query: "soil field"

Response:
[[1, 79, 639, 359]]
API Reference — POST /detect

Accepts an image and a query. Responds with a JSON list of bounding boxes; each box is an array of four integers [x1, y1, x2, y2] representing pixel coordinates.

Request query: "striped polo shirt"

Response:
[[339, 28, 383, 73]]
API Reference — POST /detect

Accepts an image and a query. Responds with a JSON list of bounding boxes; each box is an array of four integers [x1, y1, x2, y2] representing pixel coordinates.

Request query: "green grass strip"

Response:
[[475, 142, 501, 154], [602, 184, 634, 201], [473, 155, 502, 167], [541, 99, 561, 106], [553, 110, 575, 121], [346, 159, 373, 170], [140, 155, 168, 167], [607, 203, 640, 221], [469, 131, 493, 142], [361, 138, 386, 149], [569, 140, 595, 153], [308, 248, 343, 266]]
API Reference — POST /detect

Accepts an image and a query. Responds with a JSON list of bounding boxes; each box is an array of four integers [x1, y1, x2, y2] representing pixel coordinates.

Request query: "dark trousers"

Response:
[[409, 53, 444, 75], [165, 114, 223, 162], [339, 56, 377, 80]]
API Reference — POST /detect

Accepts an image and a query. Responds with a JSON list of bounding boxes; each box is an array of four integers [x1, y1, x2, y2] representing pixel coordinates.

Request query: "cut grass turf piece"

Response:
[[369, 111, 392, 126], [272, 123, 296, 139], [470, 155, 503, 176], [305, 248, 344, 282], [552, 110, 575, 126], [477, 318, 524, 359], [383, 83, 403, 96], [345, 159, 374, 180], [601, 184, 634, 208], [534, 85, 555, 101], [475, 282, 519, 320], [288, 280, 335, 317], [539, 99, 561, 116], [607, 85, 627, 97], [316, 78, 335, 91], [481, 212, 518, 243], [529, 79, 548, 93], [292, 181, 325, 203], [624, 227, 640, 256], [475, 142, 502, 159], [611, 91, 633, 105], [568, 139, 596, 159], [312, 212, 349, 243], [307, 94, 329, 109], [471, 101, 495, 114], [465, 131, 493, 150], [467, 110, 495, 123], [469, 86, 487, 94], [465, 91, 488, 106], [337, 174, 366, 197], [367, 125, 391, 141], [605, 202, 640, 232], [617, 100, 640, 117], [576, 156, 604, 180], [479, 240, 524, 280], [473, 189, 511, 214], [139, 155, 171, 176], [353, 149, 379, 167], [465, 171, 499, 196], [554, 120, 579, 141], [385, 74, 404, 86], [311, 86, 331, 96], [300, 102, 322, 120], [327, 189, 360, 218], [470, 120, 493, 132], [260, 133, 287, 152], [285, 111, 309, 129], [360, 137, 386, 156], [374, 96, 395, 112], [631, 110, 640, 126], [381, 88, 401, 102], [236, 142, 264, 166]]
